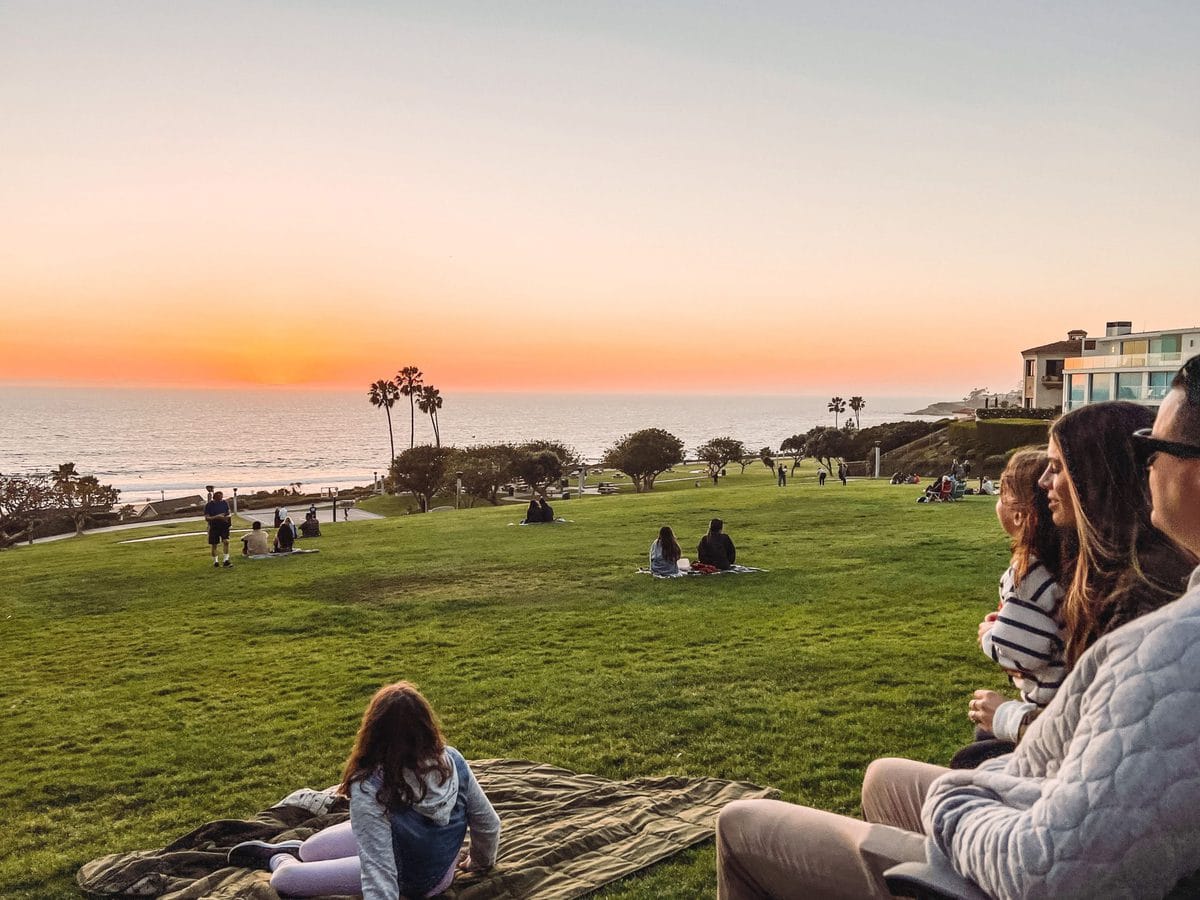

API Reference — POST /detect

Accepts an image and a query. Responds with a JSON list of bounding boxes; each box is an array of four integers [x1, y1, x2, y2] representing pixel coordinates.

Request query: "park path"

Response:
[[21, 500, 382, 547]]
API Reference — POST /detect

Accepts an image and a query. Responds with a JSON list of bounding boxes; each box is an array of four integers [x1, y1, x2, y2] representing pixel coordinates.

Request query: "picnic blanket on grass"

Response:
[[245, 549, 321, 560], [78, 758, 776, 900], [637, 565, 766, 578]]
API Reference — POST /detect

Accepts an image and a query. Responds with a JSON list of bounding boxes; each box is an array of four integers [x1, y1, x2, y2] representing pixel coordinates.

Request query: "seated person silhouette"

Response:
[[241, 520, 270, 556], [697, 518, 736, 569], [274, 516, 297, 552]]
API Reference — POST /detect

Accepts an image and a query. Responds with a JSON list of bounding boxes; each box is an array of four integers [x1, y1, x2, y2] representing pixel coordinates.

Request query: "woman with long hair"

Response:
[[649, 525, 683, 576], [715, 401, 1196, 899], [228, 682, 500, 899]]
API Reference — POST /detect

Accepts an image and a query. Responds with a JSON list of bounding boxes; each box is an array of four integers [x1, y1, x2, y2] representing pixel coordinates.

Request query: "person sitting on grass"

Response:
[[274, 515, 297, 553], [537, 495, 554, 523], [697, 518, 736, 570], [300, 511, 321, 538], [650, 526, 683, 576], [714, 395, 1199, 899], [949, 448, 1065, 769], [241, 520, 270, 556], [228, 681, 501, 899], [523, 497, 542, 524]]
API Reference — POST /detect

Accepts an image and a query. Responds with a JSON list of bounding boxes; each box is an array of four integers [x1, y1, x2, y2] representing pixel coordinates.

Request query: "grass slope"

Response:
[[0, 464, 1010, 899]]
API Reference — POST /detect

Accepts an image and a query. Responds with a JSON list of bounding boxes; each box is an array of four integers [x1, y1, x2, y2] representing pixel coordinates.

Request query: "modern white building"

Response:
[[1061, 321, 1200, 412], [1021, 330, 1095, 411]]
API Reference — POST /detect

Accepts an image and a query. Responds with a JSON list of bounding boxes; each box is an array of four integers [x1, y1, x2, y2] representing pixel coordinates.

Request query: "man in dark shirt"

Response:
[[697, 518, 736, 569], [205, 490, 233, 568]]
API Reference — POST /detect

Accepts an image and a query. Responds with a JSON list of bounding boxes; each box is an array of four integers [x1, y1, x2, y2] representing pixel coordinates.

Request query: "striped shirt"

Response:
[[980, 558, 1066, 708]]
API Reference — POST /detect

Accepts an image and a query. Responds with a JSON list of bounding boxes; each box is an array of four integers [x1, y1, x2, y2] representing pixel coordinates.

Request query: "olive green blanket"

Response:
[[78, 759, 776, 899]]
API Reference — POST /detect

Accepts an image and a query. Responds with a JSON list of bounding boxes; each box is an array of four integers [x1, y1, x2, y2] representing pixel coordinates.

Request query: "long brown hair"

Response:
[[1050, 402, 1196, 665], [339, 682, 452, 812], [1001, 448, 1061, 583], [657, 526, 681, 562]]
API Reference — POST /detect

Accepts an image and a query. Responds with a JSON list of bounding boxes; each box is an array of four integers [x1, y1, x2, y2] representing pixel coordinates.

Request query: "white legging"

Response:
[[269, 821, 457, 898]]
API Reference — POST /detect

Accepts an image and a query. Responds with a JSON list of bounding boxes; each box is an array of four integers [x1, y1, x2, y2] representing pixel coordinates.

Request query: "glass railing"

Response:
[[1068, 386, 1170, 407], [1065, 352, 1184, 371]]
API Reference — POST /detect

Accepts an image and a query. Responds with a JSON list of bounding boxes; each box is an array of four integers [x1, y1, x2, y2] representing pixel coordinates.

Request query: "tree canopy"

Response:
[[803, 426, 848, 475], [388, 445, 452, 512], [694, 437, 746, 484], [1, 464, 120, 546], [453, 444, 519, 506], [603, 428, 684, 492], [779, 434, 806, 471]]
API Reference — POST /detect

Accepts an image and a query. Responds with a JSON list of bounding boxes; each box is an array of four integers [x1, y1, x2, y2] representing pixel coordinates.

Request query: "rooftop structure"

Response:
[[1020, 330, 1095, 411], [1059, 322, 1200, 411]]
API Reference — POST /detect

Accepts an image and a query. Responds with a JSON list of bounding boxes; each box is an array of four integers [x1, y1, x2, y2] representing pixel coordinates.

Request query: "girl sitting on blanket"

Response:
[[649, 525, 682, 576], [228, 681, 501, 899], [949, 448, 1065, 768]]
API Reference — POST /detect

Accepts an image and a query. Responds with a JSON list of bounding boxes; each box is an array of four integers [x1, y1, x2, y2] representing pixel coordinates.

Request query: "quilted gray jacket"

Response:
[[923, 565, 1200, 900]]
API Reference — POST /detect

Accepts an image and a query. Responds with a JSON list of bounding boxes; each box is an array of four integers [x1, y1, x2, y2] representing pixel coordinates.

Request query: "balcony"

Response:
[[1064, 352, 1183, 371], [1040, 374, 1063, 386]]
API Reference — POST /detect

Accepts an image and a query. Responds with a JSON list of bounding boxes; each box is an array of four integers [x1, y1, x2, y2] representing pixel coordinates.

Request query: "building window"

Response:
[[1045, 359, 1064, 378], [1149, 371, 1171, 400], [1068, 374, 1086, 408], [1122, 339, 1149, 355], [1025, 359, 1035, 377], [1090, 373, 1113, 403], [1151, 334, 1183, 356], [1117, 372, 1143, 401]]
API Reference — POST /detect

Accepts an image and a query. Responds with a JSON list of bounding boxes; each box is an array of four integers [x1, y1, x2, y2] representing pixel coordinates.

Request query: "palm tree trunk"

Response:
[[409, 397, 416, 449], [431, 411, 440, 447], [385, 406, 395, 461]]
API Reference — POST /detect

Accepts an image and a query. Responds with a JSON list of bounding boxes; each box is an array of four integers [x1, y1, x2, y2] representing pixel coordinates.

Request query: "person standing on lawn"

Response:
[[205, 490, 233, 568]]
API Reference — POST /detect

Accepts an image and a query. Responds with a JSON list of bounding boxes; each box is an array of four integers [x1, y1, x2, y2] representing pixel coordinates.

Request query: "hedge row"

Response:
[[976, 407, 1058, 421]]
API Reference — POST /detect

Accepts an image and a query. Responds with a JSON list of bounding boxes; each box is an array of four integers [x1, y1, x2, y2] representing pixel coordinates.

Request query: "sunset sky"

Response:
[[2, 1, 1197, 394]]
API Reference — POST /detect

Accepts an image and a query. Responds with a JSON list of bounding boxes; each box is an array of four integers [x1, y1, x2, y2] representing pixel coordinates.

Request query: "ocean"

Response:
[[0, 387, 944, 503]]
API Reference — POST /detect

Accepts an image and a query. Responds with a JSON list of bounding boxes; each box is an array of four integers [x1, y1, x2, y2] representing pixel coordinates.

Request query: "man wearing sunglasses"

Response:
[[913, 360, 1200, 900]]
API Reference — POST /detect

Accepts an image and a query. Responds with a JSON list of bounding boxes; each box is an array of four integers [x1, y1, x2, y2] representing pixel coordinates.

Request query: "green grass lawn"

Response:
[[0, 469, 1010, 899]]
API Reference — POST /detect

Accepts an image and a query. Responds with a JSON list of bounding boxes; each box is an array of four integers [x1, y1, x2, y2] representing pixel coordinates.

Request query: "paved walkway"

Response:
[[21, 500, 382, 546]]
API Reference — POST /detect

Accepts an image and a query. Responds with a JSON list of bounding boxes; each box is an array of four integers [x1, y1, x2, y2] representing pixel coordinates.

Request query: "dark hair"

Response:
[[252, 521, 262, 530], [1049, 402, 1195, 665], [1000, 448, 1061, 583], [657, 526, 681, 562], [339, 682, 451, 812], [709, 518, 723, 533], [1170, 354, 1200, 443]]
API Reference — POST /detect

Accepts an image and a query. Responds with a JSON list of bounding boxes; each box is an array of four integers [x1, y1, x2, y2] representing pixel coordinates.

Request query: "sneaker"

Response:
[[213, 560, 220, 568], [222, 559, 233, 568], [227, 839, 303, 869]]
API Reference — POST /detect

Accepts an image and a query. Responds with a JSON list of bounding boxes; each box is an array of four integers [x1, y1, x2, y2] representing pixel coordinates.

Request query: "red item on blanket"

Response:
[[691, 563, 720, 574]]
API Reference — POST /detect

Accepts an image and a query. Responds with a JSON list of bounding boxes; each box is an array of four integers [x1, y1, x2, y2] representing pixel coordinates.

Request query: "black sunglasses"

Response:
[[1132, 428, 1200, 467]]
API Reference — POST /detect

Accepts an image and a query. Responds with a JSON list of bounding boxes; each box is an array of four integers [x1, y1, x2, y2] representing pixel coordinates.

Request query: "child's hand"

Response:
[[977, 612, 998, 644]]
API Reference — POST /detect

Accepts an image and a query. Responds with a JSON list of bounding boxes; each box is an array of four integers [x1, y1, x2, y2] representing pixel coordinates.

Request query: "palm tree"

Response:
[[828, 396, 847, 428], [367, 379, 401, 462], [395, 366, 424, 449], [848, 396, 866, 429], [416, 385, 444, 447]]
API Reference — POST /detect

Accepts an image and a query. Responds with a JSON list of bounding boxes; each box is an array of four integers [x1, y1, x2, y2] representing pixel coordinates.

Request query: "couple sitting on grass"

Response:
[[650, 518, 737, 575], [522, 494, 556, 524], [240, 519, 299, 556], [718, 356, 1200, 898]]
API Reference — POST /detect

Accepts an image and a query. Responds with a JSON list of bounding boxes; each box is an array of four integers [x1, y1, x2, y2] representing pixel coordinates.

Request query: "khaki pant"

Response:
[[716, 758, 949, 899]]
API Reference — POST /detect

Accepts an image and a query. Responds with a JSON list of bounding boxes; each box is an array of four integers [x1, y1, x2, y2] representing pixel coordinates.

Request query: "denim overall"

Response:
[[388, 748, 471, 897]]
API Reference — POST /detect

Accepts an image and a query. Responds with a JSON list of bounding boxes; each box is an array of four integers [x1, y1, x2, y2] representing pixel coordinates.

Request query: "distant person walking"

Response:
[[837, 462, 848, 486], [817, 467, 827, 486], [697, 518, 736, 570], [777, 464, 787, 487], [205, 490, 233, 568]]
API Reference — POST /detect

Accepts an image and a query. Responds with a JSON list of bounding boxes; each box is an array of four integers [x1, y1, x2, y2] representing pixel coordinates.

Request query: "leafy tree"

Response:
[[367, 379, 401, 462], [52, 462, 79, 506], [779, 434, 806, 473], [848, 396, 866, 429], [394, 366, 424, 449], [513, 450, 564, 495], [759, 447, 775, 470], [453, 444, 519, 506], [388, 445, 452, 513], [416, 385, 444, 447], [603, 428, 684, 492], [804, 426, 848, 476], [828, 396, 847, 428], [518, 440, 580, 469], [0, 472, 53, 548], [694, 437, 746, 485], [70, 475, 119, 535]]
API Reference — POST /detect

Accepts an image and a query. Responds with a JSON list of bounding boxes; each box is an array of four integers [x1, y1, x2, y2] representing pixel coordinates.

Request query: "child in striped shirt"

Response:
[[952, 448, 1065, 768]]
